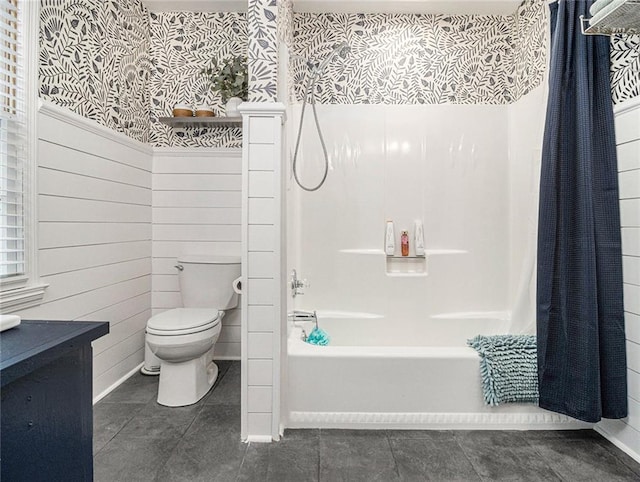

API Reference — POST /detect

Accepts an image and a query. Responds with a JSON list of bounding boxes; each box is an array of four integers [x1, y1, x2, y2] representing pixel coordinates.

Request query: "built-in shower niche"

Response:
[[385, 254, 427, 277], [383, 249, 471, 277]]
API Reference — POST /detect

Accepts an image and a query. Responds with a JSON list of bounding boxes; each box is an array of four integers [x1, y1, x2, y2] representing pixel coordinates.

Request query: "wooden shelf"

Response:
[[158, 116, 242, 128]]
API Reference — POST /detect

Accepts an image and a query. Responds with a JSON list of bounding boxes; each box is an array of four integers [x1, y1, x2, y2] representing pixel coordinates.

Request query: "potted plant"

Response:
[[202, 55, 248, 117]]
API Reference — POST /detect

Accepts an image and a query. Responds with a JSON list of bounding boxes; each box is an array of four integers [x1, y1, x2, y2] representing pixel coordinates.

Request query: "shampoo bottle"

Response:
[[401, 230, 409, 256], [414, 220, 425, 256], [385, 221, 395, 256]]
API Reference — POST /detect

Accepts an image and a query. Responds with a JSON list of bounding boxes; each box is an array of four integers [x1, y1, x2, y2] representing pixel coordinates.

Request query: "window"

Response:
[[0, 0, 46, 312], [1, 0, 23, 281]]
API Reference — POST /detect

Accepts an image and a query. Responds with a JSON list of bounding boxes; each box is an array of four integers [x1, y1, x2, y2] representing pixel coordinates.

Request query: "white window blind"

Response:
[[0, 0, 24, 281]]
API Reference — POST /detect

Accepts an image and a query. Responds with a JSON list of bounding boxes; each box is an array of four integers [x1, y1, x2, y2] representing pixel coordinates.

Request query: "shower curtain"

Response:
[[537, 0, 627, 423]]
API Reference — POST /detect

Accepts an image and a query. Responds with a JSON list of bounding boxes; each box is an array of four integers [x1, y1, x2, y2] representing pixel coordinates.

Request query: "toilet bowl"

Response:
[[143, 255, 241, 407], [146, 308, 223, 407]]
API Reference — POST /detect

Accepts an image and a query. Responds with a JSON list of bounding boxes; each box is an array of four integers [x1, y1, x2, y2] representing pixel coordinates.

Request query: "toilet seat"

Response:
[[147, 308, 222, 336]]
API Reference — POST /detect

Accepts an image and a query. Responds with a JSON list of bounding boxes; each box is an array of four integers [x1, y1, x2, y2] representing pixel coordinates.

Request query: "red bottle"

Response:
[[401, 230, 409, 256]]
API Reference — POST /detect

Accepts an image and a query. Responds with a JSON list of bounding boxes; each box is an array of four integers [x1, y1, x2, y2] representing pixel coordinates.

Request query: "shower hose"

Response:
[[292, 67, 329, 192]]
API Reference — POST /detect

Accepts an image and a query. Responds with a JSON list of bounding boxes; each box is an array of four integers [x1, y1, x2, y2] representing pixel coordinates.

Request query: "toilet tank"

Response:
[[177, 255, 241, 309]]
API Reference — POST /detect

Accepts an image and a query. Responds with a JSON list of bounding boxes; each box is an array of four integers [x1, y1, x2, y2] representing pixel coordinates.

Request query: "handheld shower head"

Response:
[[291, 41, 350, 192], [290, 42, 350, 76], [336, 42, 350, 56], [314, 42, 350, 75]]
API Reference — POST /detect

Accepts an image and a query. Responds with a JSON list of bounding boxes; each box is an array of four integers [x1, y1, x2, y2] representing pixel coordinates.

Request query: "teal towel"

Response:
[[467, 335, 538, 406], [306, 326, 330, 346]]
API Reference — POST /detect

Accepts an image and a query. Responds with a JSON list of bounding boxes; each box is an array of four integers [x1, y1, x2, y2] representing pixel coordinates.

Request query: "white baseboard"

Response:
[[287, 411, 591, 431], [93, 362, 144, 405], [595, 424, 640, 465], [246, 435, 273, 443]]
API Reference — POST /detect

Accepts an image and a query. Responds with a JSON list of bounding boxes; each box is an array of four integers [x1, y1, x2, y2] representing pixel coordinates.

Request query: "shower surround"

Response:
[[284, 1, 567, 429], [284, 99, 572, 428]]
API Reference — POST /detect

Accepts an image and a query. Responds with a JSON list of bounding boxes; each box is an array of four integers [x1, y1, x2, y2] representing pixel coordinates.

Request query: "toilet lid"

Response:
[[147, 308, 221, 333]]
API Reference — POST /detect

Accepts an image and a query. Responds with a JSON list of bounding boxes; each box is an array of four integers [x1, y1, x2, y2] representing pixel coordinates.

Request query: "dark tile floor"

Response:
[[94, 361, 640, 482]]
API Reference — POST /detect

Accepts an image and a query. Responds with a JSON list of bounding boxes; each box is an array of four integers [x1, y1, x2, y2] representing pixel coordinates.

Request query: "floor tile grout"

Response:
[[149, 396, 208, 480], [452, 432, 488, 482], [234, 440, 251, 482], [384, 432, 402, 480], [520, 434, 568, 482], [94, 402, 147, 456], [457, 433, 485, 482]]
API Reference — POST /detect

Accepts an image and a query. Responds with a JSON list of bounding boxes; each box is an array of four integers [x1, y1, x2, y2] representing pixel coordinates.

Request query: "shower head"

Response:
[[314, 42, 350, 75], [291, 42, 350, 76]]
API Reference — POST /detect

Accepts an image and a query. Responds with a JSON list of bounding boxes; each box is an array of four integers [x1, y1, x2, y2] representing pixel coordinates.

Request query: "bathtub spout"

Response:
[[288, 310, 318, 329], [288, 310, 316, 321]]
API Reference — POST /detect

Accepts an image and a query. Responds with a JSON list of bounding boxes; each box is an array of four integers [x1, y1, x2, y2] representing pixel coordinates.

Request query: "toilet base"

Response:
[[157, 350, 219, 407]]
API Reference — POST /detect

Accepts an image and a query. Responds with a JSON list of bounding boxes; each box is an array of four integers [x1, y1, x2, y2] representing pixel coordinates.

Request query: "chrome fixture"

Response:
[[288, 310, 318, 341], [288, 310, 317, 324], [290, 269, 309, 297], [291, 42, 350, 192], [174, 264, 184, 271]]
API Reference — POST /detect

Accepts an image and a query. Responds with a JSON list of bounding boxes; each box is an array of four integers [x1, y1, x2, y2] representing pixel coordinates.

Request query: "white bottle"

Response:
[[385, 221, 395, 256], [414, 220, 425, 256]]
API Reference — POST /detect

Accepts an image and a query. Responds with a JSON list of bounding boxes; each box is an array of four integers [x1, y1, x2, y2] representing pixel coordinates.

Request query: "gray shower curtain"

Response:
[[537, 0, 627, 423]]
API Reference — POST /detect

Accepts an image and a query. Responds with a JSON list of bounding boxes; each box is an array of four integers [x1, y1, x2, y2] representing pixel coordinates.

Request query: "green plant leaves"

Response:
[[202, 55, 249, 102]]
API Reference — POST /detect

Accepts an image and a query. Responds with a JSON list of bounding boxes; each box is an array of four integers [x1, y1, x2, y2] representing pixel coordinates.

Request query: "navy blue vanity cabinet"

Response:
[[0, 320, 109, 481]]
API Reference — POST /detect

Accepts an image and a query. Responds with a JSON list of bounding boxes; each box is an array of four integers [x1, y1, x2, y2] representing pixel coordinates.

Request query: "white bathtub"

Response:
[[286, 314, 587, 430]]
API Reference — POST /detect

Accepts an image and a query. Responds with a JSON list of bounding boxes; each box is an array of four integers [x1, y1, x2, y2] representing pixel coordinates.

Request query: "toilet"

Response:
[[143, 255, 241, 407]]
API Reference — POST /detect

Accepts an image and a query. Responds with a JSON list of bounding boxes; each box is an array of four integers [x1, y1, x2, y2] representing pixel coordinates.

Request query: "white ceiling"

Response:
[[141, 0, 522, 15], [141, 0, 247, 12], [294, 1, 522, 15]]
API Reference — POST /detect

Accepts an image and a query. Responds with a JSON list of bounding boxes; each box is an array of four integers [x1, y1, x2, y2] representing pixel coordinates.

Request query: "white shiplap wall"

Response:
[[240, 104, 286, 442], [19, 102, 153, 399], [596, 100, 640, 463], [151, 148, 242, 359]]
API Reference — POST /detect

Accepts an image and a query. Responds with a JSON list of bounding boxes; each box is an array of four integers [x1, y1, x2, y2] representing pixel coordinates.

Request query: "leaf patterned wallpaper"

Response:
[[277, 0, 294, 103], [148, 12, 247, 148], [39, 0, 151, 143], [511, 0, 547, 102], [290, 0, 546, 105], [611, 35, 640, 105], [39, 0, 639, 146], [247, 0, 279, 102]]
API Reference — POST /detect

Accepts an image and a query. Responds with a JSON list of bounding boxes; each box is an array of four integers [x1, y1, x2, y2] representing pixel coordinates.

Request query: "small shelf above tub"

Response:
[[386, 254, 426, 259], [386, 255, 427, 277], [338, 248, 468, 257], [158, 116, 243, 128]]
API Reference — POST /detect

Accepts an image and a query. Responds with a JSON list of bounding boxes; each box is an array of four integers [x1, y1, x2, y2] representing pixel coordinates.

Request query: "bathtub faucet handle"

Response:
[[290, 269, 310, 297]]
